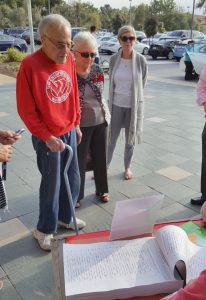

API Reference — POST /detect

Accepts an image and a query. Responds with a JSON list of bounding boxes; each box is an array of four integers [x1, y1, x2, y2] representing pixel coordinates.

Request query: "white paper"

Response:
[[63, 237, 175, 297], [109, 194, 164, 241], [153, 225, 206, 283]]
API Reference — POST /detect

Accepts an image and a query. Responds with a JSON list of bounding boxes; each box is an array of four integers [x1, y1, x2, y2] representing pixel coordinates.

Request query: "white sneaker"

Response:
[[58, 218, 86, 230], [33, 229, 53, 251]]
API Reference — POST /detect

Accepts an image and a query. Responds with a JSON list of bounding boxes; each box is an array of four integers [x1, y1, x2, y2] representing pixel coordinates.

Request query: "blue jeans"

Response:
[[32, 129, 80, 234]]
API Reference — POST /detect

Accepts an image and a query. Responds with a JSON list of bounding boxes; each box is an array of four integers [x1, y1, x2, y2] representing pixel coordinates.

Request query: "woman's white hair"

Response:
[[73, 31, 97, 51], [38, 14, 71, 36]]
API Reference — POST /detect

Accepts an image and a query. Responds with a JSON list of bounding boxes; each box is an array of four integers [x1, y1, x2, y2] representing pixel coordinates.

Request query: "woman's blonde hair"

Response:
[[117, 25, 136, 41]]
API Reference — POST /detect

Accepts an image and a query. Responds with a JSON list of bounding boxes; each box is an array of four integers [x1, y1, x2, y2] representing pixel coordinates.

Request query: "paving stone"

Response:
[[0, 218, 30, 247], [154, 181, 196, 201], [146, 117, 166, 123], [156, 166, 192, 181], [158, 153, 189, 165], [8, 193, 38, 217], [138, 158, 168, 172], [0, 266, 6, 278], [158, 202, 199, 221], [139, 173, 174, 189], [177, 160, 201, 176], [178, 174, 200, 192], [0, 277, 21, 300]]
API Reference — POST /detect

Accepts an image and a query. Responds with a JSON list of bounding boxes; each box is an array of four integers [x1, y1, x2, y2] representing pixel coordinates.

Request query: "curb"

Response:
[[0, 74, 16, 85]]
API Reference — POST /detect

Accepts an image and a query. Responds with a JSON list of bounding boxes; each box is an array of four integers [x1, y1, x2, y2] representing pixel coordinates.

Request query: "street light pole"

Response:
[[190, 0, 195, 39], [48, 0, 51, 14], [129, 0, 132, 25], [26, 0, 35, 53]]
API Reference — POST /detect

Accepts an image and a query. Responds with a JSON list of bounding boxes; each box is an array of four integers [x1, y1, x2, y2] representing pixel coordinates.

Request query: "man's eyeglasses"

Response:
[[120, 36, 136, 42], [75, 51, 97, 58], [44, 35, 73, 50]]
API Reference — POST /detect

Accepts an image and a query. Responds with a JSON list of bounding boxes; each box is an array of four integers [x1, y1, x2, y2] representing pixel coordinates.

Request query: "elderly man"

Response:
[[16, 14, 86, 251]]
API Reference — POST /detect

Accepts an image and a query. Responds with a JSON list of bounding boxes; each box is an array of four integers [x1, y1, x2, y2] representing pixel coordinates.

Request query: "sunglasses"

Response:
[[120, 36, 136, 42], [76, 51, 97, 58]]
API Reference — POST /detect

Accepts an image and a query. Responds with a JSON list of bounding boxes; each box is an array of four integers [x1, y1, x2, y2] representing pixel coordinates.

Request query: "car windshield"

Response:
[[188, 43, 206, 53], [168, 31, 183, 37], [156, 39, 175, 45]]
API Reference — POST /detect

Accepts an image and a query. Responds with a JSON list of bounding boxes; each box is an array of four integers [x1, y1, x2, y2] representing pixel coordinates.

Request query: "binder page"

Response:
[[63, 236, 176, 297], [186, 245, 206, 283], [155, 225, 200, 273]]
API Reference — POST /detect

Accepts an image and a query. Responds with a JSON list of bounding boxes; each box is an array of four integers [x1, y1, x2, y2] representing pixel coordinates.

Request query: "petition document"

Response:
[[109, 195, 164, 241], [155, 225, 206, 283], [63, 237, 175, 297]]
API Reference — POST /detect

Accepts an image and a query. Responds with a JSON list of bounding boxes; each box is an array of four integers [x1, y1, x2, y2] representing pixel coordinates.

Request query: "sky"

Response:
[[80, 0, 204, 15]]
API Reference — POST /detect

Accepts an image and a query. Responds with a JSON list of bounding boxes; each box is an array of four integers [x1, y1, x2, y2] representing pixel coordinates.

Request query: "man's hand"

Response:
[[76, 126, 82, 145], [46, 136, 65, 152], [0, 144, 12, 162], [0, 130, 21, 145]]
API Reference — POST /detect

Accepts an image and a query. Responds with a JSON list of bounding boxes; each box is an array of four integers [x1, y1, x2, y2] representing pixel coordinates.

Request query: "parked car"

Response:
[[173, 40, 194, 61], [180, 43, 206, 80], [167, 30, 203, 40], [71, 27, 86, 39], [100, 37, 149, 55], [135, 30, 146, 42], [186, 43, 206, 74], [141, 33, 167, 45], [18, 30, 41, 45], [0, 34, 28, 53], [97, 35, 113, 49], [148, 39, 179, 60], [7, 27, 27, 37]]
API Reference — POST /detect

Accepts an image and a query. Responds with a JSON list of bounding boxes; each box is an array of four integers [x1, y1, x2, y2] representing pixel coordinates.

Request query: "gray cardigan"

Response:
[[109, 49, 148, 145]]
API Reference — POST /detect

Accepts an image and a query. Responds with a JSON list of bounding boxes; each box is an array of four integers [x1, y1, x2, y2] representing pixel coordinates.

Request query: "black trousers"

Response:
[[201, 123, 206, 195], [77, 122, 108, 201]]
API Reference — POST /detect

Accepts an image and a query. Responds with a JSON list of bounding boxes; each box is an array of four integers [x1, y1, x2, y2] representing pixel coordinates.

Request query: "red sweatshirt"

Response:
[[16, 49, 80, 141], [162, 269, 206, 300]]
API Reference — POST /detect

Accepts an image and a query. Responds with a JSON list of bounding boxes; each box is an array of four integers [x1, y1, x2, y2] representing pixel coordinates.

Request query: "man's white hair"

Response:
[[38, 14, 71, 36]]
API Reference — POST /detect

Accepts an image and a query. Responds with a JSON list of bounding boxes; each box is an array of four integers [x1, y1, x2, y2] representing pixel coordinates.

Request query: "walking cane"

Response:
[[64, 144, 79, 235]]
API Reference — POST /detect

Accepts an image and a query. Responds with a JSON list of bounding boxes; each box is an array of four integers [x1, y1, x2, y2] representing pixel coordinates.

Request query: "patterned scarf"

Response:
[[77, 63, 104, 109]]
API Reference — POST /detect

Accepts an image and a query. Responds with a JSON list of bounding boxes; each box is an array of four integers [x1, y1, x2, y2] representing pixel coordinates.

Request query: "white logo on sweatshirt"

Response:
[[46, 70, 72, 103]]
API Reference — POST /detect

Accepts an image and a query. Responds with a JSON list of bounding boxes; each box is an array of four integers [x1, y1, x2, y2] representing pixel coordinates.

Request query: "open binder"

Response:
[[51, 218, 205, 300]]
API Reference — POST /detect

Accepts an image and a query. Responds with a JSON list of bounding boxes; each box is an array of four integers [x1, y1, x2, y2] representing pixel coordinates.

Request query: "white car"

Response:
[[180, 43, 206, 77], [141, 33, 168, 45], [97, 36, 114, 51], [187, 43, 206, 75], [100, 37, 149, 55]]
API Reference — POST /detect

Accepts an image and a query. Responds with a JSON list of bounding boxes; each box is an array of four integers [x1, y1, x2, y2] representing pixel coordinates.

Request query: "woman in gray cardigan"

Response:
[[107, 25, 148, 180]]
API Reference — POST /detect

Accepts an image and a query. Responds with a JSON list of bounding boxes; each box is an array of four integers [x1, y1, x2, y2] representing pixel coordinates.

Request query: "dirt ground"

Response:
[[0, 62, 19, 78]]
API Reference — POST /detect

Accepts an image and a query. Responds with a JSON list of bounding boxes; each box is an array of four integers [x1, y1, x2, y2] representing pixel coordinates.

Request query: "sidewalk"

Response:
[[0, 71, 202, 299]]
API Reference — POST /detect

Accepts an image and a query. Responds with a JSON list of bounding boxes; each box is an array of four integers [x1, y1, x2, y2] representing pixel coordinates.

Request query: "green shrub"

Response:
[[5, 48, 26, 62], [0, 54, 7, 63]]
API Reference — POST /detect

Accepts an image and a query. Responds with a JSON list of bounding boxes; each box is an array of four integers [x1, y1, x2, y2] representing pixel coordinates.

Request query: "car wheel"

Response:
[[168, 51, 174, 60], [152, 55, 157, 59], [13, 46, 21, 52], [142, 47, 148, 55], [175, 57, 181, 62]]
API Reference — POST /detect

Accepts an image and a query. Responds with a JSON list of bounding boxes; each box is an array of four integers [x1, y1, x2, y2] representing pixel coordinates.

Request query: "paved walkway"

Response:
[[0, 70, 203, 299]]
